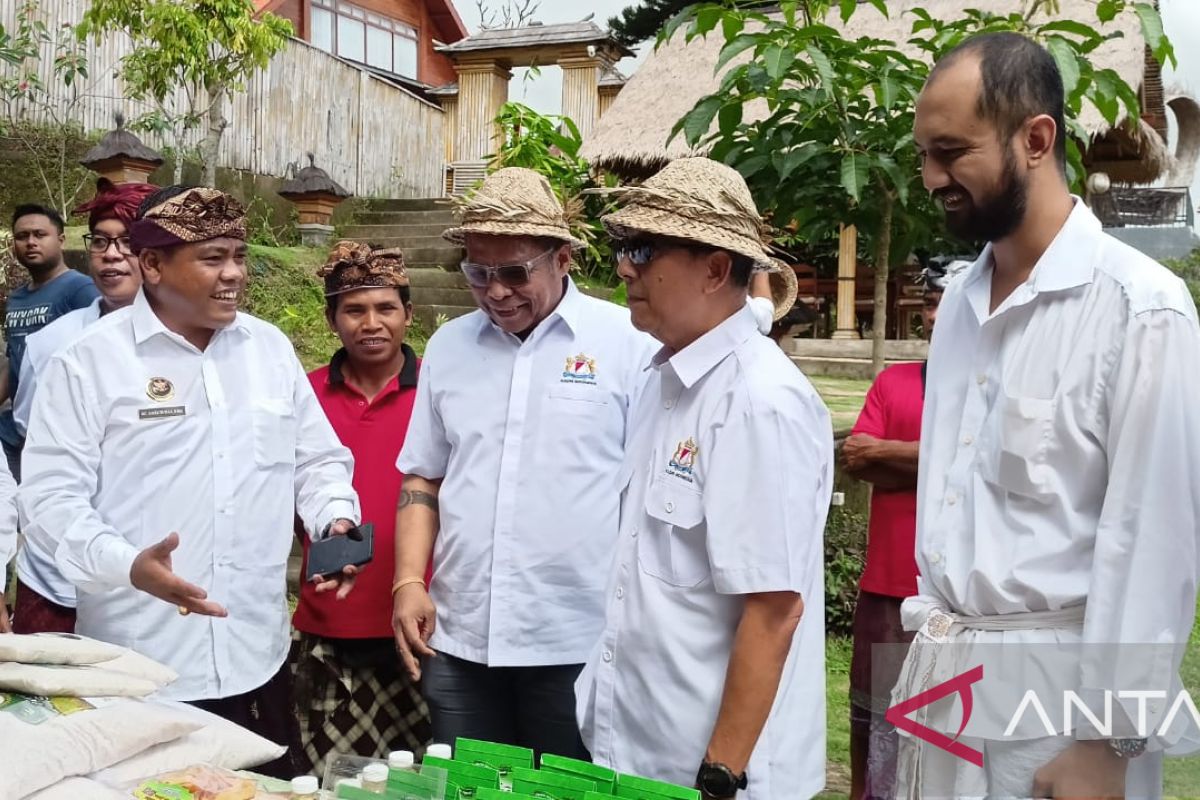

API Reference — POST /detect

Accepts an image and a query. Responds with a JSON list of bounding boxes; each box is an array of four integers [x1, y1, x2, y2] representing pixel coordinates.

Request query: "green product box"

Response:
[[583, 794, 621, 800], [387, 768, 445, 799], [454, 737, 535, 777], [510, 765, 596, 800], [336, 785, 391, 800], [422, 755, 500, 791], [614, 773, 701, 800], [540, 754, 616, 794], [475, 789, 537, 800]]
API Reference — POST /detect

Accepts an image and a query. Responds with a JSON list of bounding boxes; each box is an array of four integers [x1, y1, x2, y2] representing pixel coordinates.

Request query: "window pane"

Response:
[[337, 15, 364, 61], [311, 8, 333, 52], [395, 21, 416, 39], [366, 25, 391, 70], [393, 34, 417, 78]]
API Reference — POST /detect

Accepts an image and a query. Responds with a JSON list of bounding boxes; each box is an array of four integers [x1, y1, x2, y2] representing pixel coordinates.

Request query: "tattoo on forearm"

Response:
[[398, 489, 439, 511]]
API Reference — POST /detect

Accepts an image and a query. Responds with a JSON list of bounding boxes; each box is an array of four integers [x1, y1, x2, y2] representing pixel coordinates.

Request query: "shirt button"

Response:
[[665, 501, 675, 513], [358, 400, 365, 407], [962, 434, 974, 446], [946, 492, 957, 506], [976, 374, 987, 385], [602, 650, 613, 663], [631, 529, 638, 538], [616, 587, 624, 599], [663, 399, 673, 409], [931, 552, 943, 565]]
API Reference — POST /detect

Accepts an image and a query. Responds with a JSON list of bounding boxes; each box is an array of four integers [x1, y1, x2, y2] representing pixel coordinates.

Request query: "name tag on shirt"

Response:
[[138, 406, 186, 420]]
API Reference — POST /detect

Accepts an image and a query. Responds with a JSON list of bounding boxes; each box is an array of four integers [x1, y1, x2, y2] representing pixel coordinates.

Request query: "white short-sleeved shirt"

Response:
[[396, 279, 658, 667], [576, 305, 833, 799], [19, 290, 359, 700], [913, 200, 1200, 742], [13, 298, 103, 607]]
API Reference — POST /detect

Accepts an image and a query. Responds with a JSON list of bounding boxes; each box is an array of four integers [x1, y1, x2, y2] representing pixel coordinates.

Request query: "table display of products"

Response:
[[330, 738, 699, 800]]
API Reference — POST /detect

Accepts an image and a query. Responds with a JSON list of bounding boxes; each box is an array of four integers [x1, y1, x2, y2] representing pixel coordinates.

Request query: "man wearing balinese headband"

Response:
[[19, 185, 362, 777], [10, 177, 158, 636]]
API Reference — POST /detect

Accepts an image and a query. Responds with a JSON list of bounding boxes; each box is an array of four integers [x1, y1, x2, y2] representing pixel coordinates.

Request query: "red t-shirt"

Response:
[[852, 361, 924, 598], [292, 345, 423, 639]]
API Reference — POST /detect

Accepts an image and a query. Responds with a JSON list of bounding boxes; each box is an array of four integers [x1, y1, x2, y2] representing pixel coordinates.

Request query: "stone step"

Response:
[[414, 303, 475, 329], [408, 260, 463, 271], [411, 286, 476, 307], [784, 338, 928, 360], [790, 355, 911, 380], [351, 209, 458, 223], [365, 198, 454, 212], [343, 217, 456, 234], [407, 267, 469, 289]]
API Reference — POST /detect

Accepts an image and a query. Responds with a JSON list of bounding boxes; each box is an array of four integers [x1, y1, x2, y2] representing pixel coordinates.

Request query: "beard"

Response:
[[938, 146, 1028, 244]]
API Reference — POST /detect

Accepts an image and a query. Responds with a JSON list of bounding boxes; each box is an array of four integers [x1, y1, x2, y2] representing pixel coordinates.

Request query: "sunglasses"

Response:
[[460, 247, 556, 289], [83, 233, 133, 254], [614, 240, 657, 267]]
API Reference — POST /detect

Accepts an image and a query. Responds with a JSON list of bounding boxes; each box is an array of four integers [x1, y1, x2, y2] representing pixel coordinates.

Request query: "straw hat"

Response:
[[596, 157, 773, 270], [443, 167, 586, 249], [767, 258, 798, 321]]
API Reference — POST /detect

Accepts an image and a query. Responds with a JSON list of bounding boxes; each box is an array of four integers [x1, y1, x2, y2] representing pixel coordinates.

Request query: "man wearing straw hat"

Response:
[[392, 167, 656, 756], [575, 157, 833, 799]]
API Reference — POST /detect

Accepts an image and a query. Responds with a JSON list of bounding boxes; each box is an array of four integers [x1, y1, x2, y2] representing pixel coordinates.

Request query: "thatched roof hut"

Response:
[[582, 0, 1191, 186]]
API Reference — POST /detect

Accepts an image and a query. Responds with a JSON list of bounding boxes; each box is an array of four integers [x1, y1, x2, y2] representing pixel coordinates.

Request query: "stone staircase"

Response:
[[781, 337, 928, 379], [339, 198, 475, 329]]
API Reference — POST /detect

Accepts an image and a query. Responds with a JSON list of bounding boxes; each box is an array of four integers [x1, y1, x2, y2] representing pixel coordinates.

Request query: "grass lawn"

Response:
[[810, 376, 872, 431]]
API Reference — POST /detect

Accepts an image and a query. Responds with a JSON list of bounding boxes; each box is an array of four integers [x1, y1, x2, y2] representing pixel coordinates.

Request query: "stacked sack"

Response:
[[0, 632, 287, 799]]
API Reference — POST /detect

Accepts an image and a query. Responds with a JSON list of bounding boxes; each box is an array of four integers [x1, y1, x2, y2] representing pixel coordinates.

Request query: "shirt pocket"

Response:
[[981, 394, 1055, 498], [638, 476, 709, 588], [251, 399, 297, 467], [546, 383, 611, 413]]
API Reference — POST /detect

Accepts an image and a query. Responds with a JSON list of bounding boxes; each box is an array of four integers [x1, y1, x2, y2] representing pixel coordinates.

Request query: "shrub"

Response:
[[824, 505, 867, 638]]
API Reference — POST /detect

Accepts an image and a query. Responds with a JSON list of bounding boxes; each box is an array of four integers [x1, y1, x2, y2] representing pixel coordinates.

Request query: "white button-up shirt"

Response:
[[576, 306, 833, 799], [397, 279, 657, 667], [914, 201, 1200, 732], [13, 297, 103, 607], [19, 290, 359, 700]]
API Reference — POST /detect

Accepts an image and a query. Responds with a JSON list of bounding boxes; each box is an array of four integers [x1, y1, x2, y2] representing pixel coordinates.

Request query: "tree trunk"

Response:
[[870, 191, 895, 377], [200, 85, 228, 187]]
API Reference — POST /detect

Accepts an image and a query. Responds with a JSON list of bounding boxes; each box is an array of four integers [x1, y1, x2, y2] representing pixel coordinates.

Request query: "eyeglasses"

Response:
[[614, 240, 656, 267], [460, 247, 556, 289], [83, 234, 133, 254]]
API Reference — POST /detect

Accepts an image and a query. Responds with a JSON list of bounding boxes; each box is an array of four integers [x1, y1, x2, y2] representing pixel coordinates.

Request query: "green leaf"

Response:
[[777, 142, 820, 181], [679, 95, 723, 146], [1095, 0, 1120, 23], [867, 0, 888, 17], [1038, 20, 1104, 41], [721, 14, 744, 42], [736, 153, 771, 177], [876, 72, 898, 110], [1133, 2, 1176, 68], [694, 6, 722, 38], [714, 34, 758, 75], [1045, 37, 1081, 97], [873, 153, 908, 206], [764, 44, 796, 80], [805, 44, 836, 96], [839, 0, 856, 23], [718, 102, 742, 136], [840, 151, 868, 203]]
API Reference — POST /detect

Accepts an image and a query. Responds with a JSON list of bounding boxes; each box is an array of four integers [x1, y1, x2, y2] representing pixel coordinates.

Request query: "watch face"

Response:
[[699, 766, 736, 797]]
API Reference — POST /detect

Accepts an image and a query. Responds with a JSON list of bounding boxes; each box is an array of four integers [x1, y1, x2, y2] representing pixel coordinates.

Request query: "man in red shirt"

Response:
[[291, 241, 431, 776], [840, 258, 966, 800]]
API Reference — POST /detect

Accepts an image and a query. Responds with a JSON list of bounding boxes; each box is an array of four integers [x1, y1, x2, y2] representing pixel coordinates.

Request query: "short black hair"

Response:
[[931, 32, 1067, 172], [137, 184, 195, 219], [325, 285, 412, 314], [12, 204, 65, 233]]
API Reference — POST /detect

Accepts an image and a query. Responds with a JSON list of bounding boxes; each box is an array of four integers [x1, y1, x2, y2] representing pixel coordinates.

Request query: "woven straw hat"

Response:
[[443, 167, 585, 249], [597, 157, 773, 270], [767, 259, 799, 321]]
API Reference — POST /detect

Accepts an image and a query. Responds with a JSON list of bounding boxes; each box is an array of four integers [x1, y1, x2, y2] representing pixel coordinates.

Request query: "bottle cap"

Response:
[[388, 750, 415, 769], [426, 743, 453, 760], [291, 775, 319, 794], [363, 763, 389, 782]]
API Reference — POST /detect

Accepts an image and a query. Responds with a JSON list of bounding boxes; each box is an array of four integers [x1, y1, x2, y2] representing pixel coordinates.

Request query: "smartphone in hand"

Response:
[[305, 523, 374, 582]]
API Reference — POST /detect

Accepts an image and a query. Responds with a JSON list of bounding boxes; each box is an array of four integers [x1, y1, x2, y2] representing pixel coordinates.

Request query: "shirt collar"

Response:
[[962, 196, 1100, 322], [130, 288, 251, 348], [476, 276, 585, 343], [654, 304, 758, 389], [327, 342, 419, 390]]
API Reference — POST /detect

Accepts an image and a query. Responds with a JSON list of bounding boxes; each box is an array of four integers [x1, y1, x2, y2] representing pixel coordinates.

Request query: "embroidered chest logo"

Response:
[[666, 437, 699, 482], [561, 353, 598, 384], [146, 377, 175, 402]]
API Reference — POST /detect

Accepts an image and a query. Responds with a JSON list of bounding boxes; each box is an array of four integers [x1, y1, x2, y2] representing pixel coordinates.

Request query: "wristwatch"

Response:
[[1108, 738, 1147, 759], [695, 762, 747, 799]]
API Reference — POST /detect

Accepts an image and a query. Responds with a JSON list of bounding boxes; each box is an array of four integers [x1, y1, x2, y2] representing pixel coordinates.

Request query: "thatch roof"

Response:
[[278, 153, 351, 198], [582, 1, 1166, 180], [436, 21, 633, 57], [80, 116, 163, 168]]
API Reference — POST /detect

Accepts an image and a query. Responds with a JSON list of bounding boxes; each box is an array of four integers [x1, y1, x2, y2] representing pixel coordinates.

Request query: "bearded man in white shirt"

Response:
[[391, 168, 657, 758], [895, 32, 1200, 799], [19, 186, 362, 778], [575, 157, 833, 800]]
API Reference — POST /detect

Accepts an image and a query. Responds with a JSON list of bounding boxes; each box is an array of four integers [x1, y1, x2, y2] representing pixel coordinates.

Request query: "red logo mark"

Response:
[[885, 664, 985, 767]]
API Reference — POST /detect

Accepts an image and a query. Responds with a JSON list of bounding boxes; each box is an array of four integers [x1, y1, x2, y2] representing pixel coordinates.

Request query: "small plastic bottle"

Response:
[[388, 750, 416, 771], [290, 775, 319, 800], [426, 742, 452, 760], [362, 762, 389, 794]]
